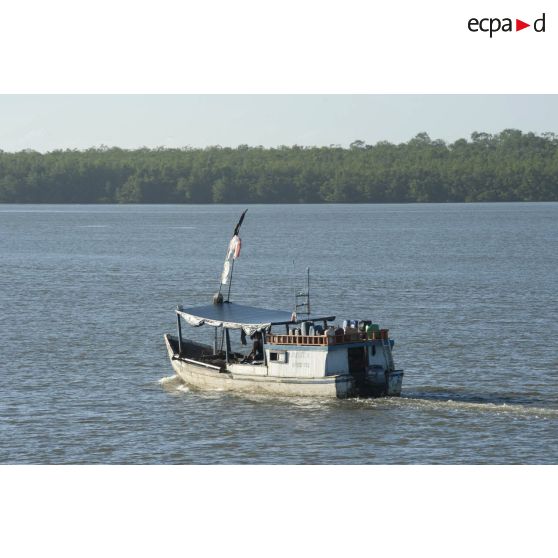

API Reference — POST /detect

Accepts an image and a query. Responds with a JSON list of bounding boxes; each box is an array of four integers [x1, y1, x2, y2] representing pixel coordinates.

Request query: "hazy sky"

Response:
[[1, 95, 557, 152]]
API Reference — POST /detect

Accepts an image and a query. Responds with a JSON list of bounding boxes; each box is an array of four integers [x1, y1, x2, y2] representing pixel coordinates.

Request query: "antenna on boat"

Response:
[[214, 209, 248, 304], [294, 266, 311, 319], [291, 259, 298, 320]]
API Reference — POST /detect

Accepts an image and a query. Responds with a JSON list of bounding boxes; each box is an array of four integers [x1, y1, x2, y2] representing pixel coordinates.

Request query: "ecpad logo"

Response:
[[468, 13, 546, 37]]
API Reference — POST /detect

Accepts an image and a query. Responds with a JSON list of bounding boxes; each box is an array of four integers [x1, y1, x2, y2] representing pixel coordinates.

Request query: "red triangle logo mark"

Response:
[[516, 19, 530, 31]]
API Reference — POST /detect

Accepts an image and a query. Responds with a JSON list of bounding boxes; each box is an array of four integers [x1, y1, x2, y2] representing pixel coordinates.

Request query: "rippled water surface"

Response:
[[1, 203, 557, 463]]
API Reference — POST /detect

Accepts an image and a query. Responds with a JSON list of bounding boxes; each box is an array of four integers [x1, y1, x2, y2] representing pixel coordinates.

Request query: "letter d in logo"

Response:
[[534, 13, 546, 32]]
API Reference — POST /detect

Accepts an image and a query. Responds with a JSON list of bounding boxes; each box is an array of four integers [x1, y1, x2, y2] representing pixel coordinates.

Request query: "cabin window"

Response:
[[269, 350, 287, 363]]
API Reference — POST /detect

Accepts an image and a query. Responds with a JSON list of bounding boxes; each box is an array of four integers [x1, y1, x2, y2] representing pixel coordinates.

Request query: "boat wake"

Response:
[[176, 384, 191, 393], [395, 389, 558, 418], [157, 375, 557, 418], [158, 374, 184, 390]]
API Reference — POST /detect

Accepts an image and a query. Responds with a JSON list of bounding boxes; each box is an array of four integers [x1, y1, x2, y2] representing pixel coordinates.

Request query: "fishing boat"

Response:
[[164, 210, 403, 398]]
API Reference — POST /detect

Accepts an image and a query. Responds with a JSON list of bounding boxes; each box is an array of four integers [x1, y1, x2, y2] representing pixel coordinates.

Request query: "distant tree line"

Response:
[[1, 130, 557, 203]]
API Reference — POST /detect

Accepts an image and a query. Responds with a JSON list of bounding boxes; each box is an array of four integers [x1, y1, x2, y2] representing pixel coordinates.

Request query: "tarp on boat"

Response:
[[177, 303, 293, 335], [177, 302, 334, 336]]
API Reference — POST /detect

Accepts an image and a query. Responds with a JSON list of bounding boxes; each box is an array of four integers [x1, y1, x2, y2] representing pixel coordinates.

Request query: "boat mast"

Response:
[[226, 259, 235, 303], [212, 209, 248, 356]]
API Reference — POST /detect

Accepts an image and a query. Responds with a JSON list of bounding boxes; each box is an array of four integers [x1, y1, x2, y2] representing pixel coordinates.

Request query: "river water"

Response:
[[1, 203, 557, 464]]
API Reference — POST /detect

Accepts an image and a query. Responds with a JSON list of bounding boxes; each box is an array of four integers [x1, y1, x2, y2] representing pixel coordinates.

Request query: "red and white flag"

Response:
[[221, 234, 242, 284], [220, 210, 247, 285]]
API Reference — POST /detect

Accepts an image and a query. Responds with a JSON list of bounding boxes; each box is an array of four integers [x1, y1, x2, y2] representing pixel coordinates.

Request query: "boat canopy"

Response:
[[177, 302, 335, 335]]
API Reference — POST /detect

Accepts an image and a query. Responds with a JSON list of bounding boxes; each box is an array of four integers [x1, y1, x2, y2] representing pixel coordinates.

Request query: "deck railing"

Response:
[[266, 329, 389, 347]]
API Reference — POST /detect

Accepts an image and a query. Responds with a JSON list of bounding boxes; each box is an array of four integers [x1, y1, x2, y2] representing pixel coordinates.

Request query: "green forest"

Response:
[[1, 130, 557, 203]]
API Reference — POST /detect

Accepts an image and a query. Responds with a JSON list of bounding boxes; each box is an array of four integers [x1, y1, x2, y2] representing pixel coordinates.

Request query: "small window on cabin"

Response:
[[270, 351, 287, 363]]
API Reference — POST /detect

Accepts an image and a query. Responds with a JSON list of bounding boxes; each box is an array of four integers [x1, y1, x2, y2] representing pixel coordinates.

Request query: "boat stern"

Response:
[[365, 366, 404, 396], [386, 370, 404, 396]]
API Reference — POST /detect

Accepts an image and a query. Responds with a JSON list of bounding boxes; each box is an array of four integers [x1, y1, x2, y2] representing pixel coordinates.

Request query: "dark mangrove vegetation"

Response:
[[1, 130, 557, 203]]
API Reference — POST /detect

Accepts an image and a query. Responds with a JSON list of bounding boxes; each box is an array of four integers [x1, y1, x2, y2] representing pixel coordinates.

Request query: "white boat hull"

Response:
[[165, 334, 354, 398]]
